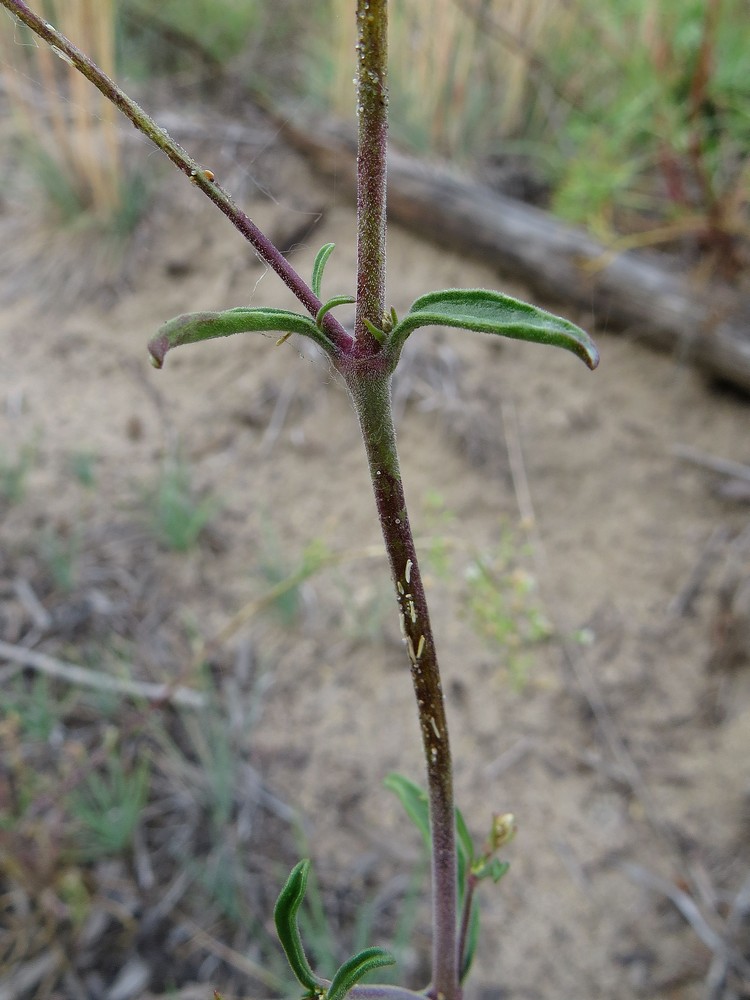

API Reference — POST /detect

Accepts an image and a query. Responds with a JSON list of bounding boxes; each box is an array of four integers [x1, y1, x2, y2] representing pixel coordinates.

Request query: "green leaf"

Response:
[[273, 860, 324, 994], [460, 900, 481, 983], [385, 773, 476, 900], [455, 807, 474, 867], [148, 307, 334, 368], [385, 289, 599, 370], [363, 317, 386, 343], [315, 295, 356, 329], [473, 858, 510, 883], [384, 773, 430, 849], [312, 243, 336, 299], [327, 947, 396, 1000], [455, 806, 474, 904]]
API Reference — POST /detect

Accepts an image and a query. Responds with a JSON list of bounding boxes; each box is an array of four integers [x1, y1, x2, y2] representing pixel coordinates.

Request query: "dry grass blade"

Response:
[[0, 949, 64, 1000], [324, 0, 563, 156], [177, 915, 285, 993], [0, 0, 122, 217]]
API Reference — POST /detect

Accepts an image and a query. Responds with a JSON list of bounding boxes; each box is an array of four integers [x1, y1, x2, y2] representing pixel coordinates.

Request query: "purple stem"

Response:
[[349, 3, 459, 996], [341, 363, 460, 1000], [354, 0, 389, 352]]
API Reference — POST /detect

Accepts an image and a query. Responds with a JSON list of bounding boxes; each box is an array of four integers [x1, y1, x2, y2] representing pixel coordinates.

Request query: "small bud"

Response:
[[490, 812, 516, 850]]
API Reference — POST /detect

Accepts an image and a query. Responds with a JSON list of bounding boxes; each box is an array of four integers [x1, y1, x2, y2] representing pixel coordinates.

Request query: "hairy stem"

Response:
[[344, 364, 459, 1000], [0, 0, 353, 355], [354, 0, 388, 352]]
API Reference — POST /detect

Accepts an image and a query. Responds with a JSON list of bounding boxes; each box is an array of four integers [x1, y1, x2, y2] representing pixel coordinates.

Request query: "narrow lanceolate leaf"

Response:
[[383, 773, 430, 849], [327, 947, 396, 1000], [455, 807, 474, 868], [385, 289, 599, 370], [312, 243, 336, 299], [148, 307, 334, 368], [316, 295, 356, 329], [273, 860, 324, 994], [455, 806, 474, 904], [460, 900, 481, 983]]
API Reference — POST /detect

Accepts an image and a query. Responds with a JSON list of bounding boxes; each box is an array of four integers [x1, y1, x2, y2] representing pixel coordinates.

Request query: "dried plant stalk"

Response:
[[0, 0, 122, 216]]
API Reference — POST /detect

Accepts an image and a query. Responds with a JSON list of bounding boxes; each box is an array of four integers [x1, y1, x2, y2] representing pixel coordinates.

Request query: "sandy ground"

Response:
[[1, 96, 749, 1000]]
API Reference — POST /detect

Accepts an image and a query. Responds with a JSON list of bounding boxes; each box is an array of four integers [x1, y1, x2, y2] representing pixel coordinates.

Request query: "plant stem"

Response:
[[351, 4, 457, 995], [343, 366, 459, 1000], [0, 0, 353, 355], [354, 0, 389, 352]]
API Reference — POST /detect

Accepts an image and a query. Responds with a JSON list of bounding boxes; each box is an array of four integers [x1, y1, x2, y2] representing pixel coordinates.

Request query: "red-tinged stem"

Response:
[[354, 0, 388, 353], [342, 360, 460, 1000], [0, 0, 354, 355], [350, 3, 458, 995]]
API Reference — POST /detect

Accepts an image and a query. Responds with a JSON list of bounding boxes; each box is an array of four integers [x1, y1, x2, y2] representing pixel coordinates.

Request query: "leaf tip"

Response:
[[583, 341, 600, 371], [148, 334, 169, 369]]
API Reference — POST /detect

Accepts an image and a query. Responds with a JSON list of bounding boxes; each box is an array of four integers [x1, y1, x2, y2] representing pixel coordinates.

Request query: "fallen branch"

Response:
[[272, 109, 750, 394]]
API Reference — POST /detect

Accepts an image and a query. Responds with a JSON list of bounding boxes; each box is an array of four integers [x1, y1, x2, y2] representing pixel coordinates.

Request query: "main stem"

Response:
[[354, 0, 388, 352], [352, 5, 458, 996], [346, 370, 459, 1000]]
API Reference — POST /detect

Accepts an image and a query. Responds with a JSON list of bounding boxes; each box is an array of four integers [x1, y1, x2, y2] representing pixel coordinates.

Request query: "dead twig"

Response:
[[674, 444, 750, 484], [12, 577, 52, 632], [668, 525, 731, 617], [704, 873, 750, 1000], [0, 639, 206, 708], [622, 863, 750, 987]]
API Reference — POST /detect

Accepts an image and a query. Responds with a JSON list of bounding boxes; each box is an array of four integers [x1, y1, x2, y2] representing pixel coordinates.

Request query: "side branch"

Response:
[[0, 0, 354, 354]]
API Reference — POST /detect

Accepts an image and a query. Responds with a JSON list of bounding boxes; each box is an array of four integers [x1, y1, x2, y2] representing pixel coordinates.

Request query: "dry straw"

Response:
[[325, 0, 564, 157], [0, 0, 122, 217]]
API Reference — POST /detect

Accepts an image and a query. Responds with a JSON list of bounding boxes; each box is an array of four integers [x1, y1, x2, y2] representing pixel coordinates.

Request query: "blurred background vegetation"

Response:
[[0, 2, 748, 996], [1, 0, 747, 271]]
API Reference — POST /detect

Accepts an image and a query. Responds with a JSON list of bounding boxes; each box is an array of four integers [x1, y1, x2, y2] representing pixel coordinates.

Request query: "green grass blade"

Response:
[[459, 900, 480, 983]]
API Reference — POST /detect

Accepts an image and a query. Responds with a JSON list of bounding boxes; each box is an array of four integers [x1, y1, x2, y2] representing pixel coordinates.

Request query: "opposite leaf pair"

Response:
[[273, 774, 515, 999], [148, 243, 599, 372], [274, 858, 395, 1000]]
